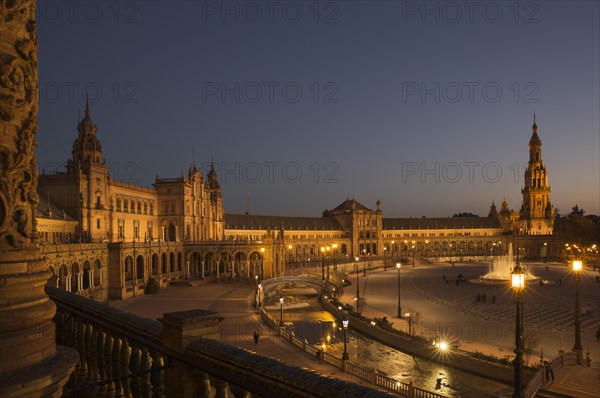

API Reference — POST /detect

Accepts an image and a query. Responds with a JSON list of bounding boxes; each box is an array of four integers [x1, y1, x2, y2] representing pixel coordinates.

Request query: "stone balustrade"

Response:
[[46, 286, 395, 397]]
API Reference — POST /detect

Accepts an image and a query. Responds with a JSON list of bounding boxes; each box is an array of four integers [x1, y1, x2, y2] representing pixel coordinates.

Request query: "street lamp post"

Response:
[[405, 312, 412, 335], [279, 295, 284, 327], [511, 261, 526, 398], [257, 283, 262, 307], [355, 257, 360, 301], [384, 246, 387, 271], [572, 260, 583, 364], [321, 247, 325, 282], [342, 319, 349, 360], [326, 248, 331, 282], [412, 242, 416, 267], [396, 263, 402, 318], [363, 250, 367, 276]]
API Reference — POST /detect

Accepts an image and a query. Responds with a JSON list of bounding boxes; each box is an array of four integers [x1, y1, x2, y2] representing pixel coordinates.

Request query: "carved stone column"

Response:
[[0, 1, 78, 396]]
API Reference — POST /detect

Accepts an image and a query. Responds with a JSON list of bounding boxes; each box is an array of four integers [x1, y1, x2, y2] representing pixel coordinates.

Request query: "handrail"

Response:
[[523, 352, 578, 398]]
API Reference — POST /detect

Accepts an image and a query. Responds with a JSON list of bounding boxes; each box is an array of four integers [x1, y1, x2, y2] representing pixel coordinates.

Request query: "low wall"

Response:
[[322, 299, 530, 386]]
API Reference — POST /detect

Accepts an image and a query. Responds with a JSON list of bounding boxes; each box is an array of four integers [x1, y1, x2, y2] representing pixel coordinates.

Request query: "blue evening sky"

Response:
[[36, 0, 599, 217]]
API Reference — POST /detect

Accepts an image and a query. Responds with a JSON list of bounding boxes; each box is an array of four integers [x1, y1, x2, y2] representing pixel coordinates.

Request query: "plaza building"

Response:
[[36, 109, 559, 302]]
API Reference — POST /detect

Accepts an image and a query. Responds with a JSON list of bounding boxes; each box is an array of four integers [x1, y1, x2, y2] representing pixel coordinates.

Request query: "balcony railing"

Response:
[[46, 286, 394, 398]]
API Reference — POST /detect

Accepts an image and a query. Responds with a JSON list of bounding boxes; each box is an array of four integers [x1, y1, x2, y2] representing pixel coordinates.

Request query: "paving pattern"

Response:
[[347, 261, 600, 365]]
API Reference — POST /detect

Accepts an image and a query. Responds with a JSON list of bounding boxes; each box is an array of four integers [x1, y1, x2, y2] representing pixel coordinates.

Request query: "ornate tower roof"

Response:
[[529, 114, 541, 146], [488, 201, 498, 217], [70, 96, 103, 169], [207, 160, 220, 190]]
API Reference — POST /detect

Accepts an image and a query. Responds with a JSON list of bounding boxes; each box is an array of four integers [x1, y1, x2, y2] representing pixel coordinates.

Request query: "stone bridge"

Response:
[[259, 276, 328, 302]]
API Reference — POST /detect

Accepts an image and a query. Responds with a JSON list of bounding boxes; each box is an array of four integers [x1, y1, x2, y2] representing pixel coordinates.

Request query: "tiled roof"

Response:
[[382, 217, 500, 230], [36, 198, 76, 221], [225, 214, 343, 230], [329, 198, 371, 212]]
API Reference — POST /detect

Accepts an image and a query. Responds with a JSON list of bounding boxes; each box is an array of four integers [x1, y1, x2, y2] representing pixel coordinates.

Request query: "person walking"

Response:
[[544, 361, 555, 382], [253, 330, 260, 345]]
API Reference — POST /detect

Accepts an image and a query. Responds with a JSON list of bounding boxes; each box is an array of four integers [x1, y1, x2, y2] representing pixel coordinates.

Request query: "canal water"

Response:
[[265, 287, 513, 398]]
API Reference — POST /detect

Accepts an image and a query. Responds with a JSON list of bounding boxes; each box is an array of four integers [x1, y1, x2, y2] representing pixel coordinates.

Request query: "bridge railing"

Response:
[[523, 351, 578, 398], [46, 286, 396, 398], [259, 307, 446, 398]]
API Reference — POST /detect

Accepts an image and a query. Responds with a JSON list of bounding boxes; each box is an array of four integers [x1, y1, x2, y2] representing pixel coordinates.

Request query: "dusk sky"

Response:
[[36, 1, 599, 217]]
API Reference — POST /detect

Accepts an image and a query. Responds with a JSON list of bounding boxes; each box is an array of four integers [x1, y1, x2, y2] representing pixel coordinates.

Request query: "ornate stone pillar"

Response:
[[0, 1, 78, 395]]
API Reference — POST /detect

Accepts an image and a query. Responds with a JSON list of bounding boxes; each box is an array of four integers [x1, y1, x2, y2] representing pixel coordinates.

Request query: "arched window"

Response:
[[144, 202, 148, 214], [94, 260, 102, 286], [116, 198, 122, 212], [149, 203, 154, 215], [137, 201, 142, 214], [124, 199, 129, 213]]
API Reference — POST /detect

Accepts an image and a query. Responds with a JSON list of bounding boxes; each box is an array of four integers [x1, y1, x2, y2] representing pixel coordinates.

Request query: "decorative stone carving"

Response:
[[1, 0, 40, 251], [1, 2, 78, 396]]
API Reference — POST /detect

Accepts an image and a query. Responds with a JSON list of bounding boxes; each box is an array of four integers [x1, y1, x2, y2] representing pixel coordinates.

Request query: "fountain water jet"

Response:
[[475, 244, 539, 284]]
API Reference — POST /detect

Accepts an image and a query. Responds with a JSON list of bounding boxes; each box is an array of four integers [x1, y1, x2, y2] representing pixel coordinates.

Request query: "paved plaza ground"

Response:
[[338, 261, 599, 368]]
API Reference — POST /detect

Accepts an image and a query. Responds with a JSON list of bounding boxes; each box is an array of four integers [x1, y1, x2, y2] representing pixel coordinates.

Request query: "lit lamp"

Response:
[[257, 283, 262, 307], [342, 319, 349, 360], [396, 262, 402, 318], [405, 312, 412, 335], [511, 263, 526, 398], [279, 295, 284, 327], [572, 260, 583, 364]]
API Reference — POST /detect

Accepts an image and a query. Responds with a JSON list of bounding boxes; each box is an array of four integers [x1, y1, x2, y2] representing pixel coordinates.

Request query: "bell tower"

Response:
[[520, 115, 554, 235], [70, 95, 103, 174]]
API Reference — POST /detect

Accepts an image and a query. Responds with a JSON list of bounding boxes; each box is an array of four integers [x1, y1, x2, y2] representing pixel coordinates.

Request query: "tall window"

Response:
[[133, 220, 140, 239], [118, 219, 125, 239], [147, 221, 153, 239]]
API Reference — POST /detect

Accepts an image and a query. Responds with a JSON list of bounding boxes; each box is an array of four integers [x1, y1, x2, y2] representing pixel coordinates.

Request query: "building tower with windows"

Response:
[[519, 115, 554, 235]]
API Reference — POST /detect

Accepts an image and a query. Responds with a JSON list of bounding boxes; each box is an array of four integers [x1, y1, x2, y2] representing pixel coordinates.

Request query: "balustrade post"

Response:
[[140, 347, 152, 398], [85, 324, 97, 380], [408, 380, 415, 398], [104, 334, 115, 395], [129, 346, 141, 397], [120, 338, 132, 397], [150, 350, 165, 398], [195, 371, 212, 398], [77, 318, 88, 376], [160, 309, 222, 398], [230, 385, 252, 398], [213, 380, 230, 398], [112, 337, 124, 396], [96, 331, 107, 394]]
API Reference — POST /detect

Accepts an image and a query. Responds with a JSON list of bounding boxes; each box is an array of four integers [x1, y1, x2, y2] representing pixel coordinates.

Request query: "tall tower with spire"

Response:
[[70, 95, 104, 173], [520, 115, 554, 235]]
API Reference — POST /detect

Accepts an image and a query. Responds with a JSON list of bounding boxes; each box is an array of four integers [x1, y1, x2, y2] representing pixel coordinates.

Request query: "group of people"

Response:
[[475, 293, 496, 303]]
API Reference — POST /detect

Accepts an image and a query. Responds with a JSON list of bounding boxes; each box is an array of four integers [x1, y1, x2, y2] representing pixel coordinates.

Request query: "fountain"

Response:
[[475, 244, 539, 284]]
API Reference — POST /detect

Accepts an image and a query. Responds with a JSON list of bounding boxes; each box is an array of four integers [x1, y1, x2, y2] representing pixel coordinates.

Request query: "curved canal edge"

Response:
[[321, 296, 533, 386]]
